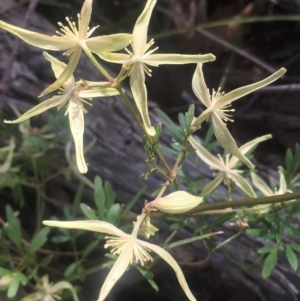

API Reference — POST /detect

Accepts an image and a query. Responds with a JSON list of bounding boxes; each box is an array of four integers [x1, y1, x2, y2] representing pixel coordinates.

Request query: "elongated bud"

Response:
[[0, 274, 14, 291], [150, 191, 203, 214]]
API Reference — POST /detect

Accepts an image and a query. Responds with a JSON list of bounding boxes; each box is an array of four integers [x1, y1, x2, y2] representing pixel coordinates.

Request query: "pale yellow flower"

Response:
[[191, 63, 286, 169], [43, 215, 197, 301], [0, 0, 131, 96], [4, 52, 119, 173], [20, 274, 79, 301], [96, 0, 215, 135], [189, 134, 272, 197]]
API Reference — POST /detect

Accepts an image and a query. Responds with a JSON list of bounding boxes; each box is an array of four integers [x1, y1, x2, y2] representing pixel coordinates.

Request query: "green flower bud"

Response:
[[151, 191, 203, 214]]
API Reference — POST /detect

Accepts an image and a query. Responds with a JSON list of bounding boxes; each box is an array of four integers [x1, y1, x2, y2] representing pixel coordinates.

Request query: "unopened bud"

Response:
[[0, 274, 14, 291], [151, 191, 203, 214]]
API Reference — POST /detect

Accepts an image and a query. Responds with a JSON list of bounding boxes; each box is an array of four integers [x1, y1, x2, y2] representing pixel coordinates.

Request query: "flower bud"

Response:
[[0, 274, 14, 291], [151, 191, 203, 214]]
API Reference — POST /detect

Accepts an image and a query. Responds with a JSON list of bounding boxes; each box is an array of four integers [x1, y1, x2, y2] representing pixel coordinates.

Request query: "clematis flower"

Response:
[[189, 134, 272, 197], [0, 0, 131, 96], [191, 63, 286, 169], [96, 0, 215, 135], [250, 166, 293, 213], [43, 215, 197, 301], [4, 52, 119, 173], [20, 274, 79, 301]]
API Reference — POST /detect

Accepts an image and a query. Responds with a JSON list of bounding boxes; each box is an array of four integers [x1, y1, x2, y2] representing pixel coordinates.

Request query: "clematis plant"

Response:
[[0, 0, 131, 96], [20, 274, 79, 301], [189, 134, 272, 197], [43, 214, 197, 301], [4, 52, 119, 173], [191, 63, 286, 169], [96, 0, 215, 136]]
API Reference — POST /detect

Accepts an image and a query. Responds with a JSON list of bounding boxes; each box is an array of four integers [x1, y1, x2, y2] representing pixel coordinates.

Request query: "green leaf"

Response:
[[5, 205, 22, 250], [15, 272, 26, 285], [106, 204, 121, 224], [155, 122, 162, 139], [28, 227, 50, 253], [258, 246, 276, 254], [94, 176, 105, 220], [104, 182, 115, 209], [40, 254, 54, 266], [178, 112, 186, 129], [64, 262, 77, 277], [185, 104, 195, 129], [134, 265, 158, 292], [262, 248, 278, 278], [51, 235, 70, 244], [246, 228, 268, 237], [80, 203, 98, 220], [290, 244, 300, 253], [0, 267, 12, 277], [285, 245, 298, 271], [7, 278, 20, 298], [72, 181, 84, 218]]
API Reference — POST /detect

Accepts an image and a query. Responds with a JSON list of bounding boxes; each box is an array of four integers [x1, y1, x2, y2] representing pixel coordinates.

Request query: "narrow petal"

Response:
[[79, 0, 92, 39], [51, 281, 79, 301], [4, 95, 68, 124], [86, 34, 132, 53], [191, 108, 212, 130], [40, 47, 82, 96], [42, 220, 126, 237], [20, 292, 43, 301], [144, 53, 215, 66], [228, 134, 272, 169], [200, 173, 224, 197], [130, 63, 155, 136], [0, 20, 74, 50], [98, 243, 132, 301], [132, 0, 157, 55], [93, 51, 130, 64], [251, 171, 273, 196], [79, 88, 119, 98], [229, 172, 257, 198], [278, 166, 287, 194], [140, 241, 197, 301], [215, 68, 286, 109], [43, 52, 75, 90], [211, 112, 254, 169], [192, 63, 212, 108], [189, 136, 224, 170], [68, 97, 88, 173]]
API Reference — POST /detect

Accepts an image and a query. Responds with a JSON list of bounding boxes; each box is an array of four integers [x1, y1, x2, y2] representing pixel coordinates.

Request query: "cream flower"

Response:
[[191, 63, 286, 169], [43, 215, 197, 301], [20, 274, 79, 301], [96, 0, 215, 135], [0, 0, 131, 96], [189, 134, 272, 197], [4, 52, 119, 173]]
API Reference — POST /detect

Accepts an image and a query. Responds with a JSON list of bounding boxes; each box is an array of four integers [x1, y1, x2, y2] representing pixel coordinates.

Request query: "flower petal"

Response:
[[251, 171, 273, 196], [192, 63, 212, 108], [200, 173, 224, 197], [228, 134, 272, 169], [43, 52, 75, 90], [132, 0, 157, 55], [93, 52, 130, 64], [211, 112, 254, 169], [143, 53, 215, 66], [4, 95, 68, 124], [130, 63, 155, 136], [40, 47, 82, 96], [98, 242, 132, 301], [68, 96, 87, 173], [189, 136, 224, 170], [0, 20, 74, 50], [140, 240, 197, 301], [51, 281, 79, 301], [42, 220, 126, 237], [79, 88, 119, 98], [215, 68, 286, 109], [79, 0, 92, 39], [229, 171, 256, 198], [86, 34, 132, 53]]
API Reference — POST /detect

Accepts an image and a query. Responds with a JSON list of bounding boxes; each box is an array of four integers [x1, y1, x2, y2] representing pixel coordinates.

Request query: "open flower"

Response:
[[250, 166, 292, 213], [191, 63, 286, 169], [96, 0, 215, 135], [4, 52, 119, 173], [43, 215, 197, 301], [20, 274, 79, 301], [0, 0, 131, 96], [189, 134, 272, 197]]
